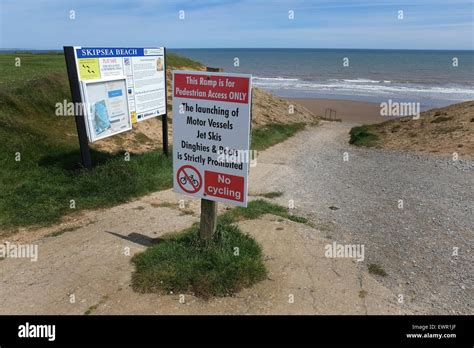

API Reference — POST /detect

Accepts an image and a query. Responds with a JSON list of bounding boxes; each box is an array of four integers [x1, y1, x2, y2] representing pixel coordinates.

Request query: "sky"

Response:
[[0, 0, 473, 50]]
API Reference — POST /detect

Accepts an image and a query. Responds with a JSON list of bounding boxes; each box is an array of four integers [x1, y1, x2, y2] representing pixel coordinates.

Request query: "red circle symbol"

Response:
[[177, 165, 202, 194]]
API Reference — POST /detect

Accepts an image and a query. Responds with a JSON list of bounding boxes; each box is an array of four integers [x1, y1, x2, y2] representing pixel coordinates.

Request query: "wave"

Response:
[[252, 76, 474, 100], [252, 76, 299, 81], [342, 78, 381, 83]]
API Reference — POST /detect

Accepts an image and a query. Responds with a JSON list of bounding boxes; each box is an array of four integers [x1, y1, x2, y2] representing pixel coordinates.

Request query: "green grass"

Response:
[[0, 149, 173, 228], [258, 191, 283, 199], [349, 125, 379, 147], [0, 53, 193, 229], [0, 53, 66, 90], [166, 52, 203, 70], [131, 223, 267, 298], [218, 199, 308, 225], [251, 123, 306, 151], [0, 52, 202, 89]]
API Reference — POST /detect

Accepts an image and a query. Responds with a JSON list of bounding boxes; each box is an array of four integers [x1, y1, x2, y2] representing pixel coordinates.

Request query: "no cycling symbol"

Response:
[[177, 165, 202, 194]]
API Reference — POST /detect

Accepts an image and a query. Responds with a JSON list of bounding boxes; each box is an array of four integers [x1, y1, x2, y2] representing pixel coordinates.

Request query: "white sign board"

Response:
[[81, 77, 131, 141], [172, 71, 252, 207], [73, 46, 166, 142]]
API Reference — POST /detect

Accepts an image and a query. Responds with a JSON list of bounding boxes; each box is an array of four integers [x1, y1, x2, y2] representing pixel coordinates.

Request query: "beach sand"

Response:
[[290, 98, 384, 124]]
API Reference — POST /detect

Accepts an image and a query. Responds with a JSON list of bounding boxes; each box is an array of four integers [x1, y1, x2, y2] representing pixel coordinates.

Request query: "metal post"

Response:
[[63, 46, 92, 169], [162, 47, 169, 157], [162, 113, 169, 157]]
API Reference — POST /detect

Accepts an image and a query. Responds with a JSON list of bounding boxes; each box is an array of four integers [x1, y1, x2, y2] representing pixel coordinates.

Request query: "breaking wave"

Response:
[[252, 76, 474, 102]]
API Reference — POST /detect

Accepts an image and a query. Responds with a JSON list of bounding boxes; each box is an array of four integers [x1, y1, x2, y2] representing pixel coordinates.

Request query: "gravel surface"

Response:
[[250, 121, 473, 314]]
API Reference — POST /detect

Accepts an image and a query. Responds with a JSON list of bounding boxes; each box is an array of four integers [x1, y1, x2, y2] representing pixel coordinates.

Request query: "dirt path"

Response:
[[1, 122, 471, 314]]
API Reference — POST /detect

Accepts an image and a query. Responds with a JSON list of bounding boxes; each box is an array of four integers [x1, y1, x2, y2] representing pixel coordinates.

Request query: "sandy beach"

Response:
[[291, 98, 384, 124]]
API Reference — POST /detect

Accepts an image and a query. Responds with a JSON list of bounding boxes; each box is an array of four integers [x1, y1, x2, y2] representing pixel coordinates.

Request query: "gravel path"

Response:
[[250, 121, 473, 314]]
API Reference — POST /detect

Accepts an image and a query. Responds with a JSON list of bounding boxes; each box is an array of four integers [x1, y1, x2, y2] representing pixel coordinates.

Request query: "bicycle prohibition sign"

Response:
[[176, 165, 203, 194]]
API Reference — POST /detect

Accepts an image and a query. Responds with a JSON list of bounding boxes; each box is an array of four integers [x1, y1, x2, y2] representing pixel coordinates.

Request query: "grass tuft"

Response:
[[217, 199, 307, 226], [251, 123, 306, 151], [349, 125, 379, 147], [287, 215, 308, 224], [430, 116, 453, 123], [368, 263, 388, 277], [46, 226, 77, 238], [131, 223, 267, 298], [259, 191, 283, 198]]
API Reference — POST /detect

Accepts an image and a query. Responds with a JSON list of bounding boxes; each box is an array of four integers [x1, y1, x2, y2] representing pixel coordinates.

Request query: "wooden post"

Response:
[[199, 199, 217, 241]]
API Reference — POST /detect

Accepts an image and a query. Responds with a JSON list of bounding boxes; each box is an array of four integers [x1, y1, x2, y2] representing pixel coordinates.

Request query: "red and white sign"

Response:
[[172, 70, 252, 207]]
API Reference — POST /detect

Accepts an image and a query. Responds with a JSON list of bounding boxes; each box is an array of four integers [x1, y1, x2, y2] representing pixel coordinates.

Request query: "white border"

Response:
[[81, 76, 132, 142]]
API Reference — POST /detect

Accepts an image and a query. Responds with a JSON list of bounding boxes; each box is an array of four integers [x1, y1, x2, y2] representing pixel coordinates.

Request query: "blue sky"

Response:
[[0, 0, 473, 49]]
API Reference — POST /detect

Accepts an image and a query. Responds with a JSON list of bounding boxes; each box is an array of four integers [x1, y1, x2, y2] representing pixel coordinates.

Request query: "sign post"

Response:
[[162, 47, 169, 157], [64, 46, 92, 169], [200, 199, 217, 240], [172, 70, 252, 240]]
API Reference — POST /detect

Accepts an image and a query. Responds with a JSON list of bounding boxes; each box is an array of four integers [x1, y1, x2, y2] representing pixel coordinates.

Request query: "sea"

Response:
[[171, 48, 474, 110]]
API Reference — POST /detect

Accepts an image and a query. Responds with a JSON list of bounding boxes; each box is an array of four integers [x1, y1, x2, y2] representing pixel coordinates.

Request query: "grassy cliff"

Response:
[[0, 53, 199, 230]]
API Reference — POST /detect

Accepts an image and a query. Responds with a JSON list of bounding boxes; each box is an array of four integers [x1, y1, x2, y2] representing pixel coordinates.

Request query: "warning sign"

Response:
[[172, 71, 252, 207]]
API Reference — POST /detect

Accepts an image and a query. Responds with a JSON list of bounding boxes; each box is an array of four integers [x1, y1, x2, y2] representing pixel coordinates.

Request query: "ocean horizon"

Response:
[[3, 48, 473, 110]]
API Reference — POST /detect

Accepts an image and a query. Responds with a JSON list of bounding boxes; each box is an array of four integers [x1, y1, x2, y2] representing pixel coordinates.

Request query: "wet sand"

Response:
[[290, 98, 386, 124]]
